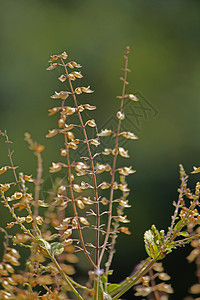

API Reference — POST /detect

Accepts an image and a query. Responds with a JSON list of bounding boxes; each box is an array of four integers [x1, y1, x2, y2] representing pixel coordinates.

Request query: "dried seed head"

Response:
[[10, 192, 23, 201], [49, 162, 62, 173], [90, 139, 100, 147], [35, 144, 45, 153], [23, 174, 34, 182], [61, 51, 68, 60], [46, 63, 58, 71], [58, 74, 67, 82], [61, 124, 74, 132], [74, 162, 89, 172], [51, 91, 69, 100], [9, 249, 20, 259], [118, 147, 130, 158], [95, 163, 106, 174], [82, 197, 93, 205], [102, 148, 112, 155], [98, 129, 113, 137], [63, 229, 73, 239], [35, 216, 44, 225], [100, 182, 111, 189], [128, 94, 139, 101], [119, 200, 131, 208], [0, 183, 10, 192], [73, 184, 82, 193], [118, 183, 130, 192], [120, 227, 131, 235], [101, 197, 109, 205], [67, 61, 82, 68], [69, 141, 79, 150], [191, 166, 200, 174], [76, 199, 85, 209], [117, 215, 130, 223], [58, 118, 65, 128], [71, 71, 83, 78], [48, 107, 61, 116], [77, 105, 84, 112], [0, 166, 7, 175], [6, 222, 15, 229], [79, 217, 90, 226], [4, 264, 15, 274], [113, 181, 119, 190], [62, 106, 76, 116], [63, 239, 73, 246], [26, 215, 33, 223], [67, 131, 75, 140], [87, 119, 96, 127], [60, 148, 67, 156], [116, 111, 125, 120], [85, 104, 96, 110], [75, 87, 82, 94], [121, 131, 138, 140], [46, 129, 58, 138], [81, 86, 94, 93], [118, 166, 136, 176], [48, 55, 58, 62], [63, 217, 72, 225], [72, 218, 78, 228]]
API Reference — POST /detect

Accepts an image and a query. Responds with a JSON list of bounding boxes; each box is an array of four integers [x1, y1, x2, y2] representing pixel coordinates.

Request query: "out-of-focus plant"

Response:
[[1, 47, 200, 299]]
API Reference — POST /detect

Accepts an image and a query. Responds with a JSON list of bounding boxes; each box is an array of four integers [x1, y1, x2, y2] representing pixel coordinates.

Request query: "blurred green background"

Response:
[[1, 0, 200, 298]]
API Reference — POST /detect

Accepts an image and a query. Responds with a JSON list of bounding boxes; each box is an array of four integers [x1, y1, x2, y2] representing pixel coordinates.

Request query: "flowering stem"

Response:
[[99, 46, 130, 265], [61, 58, 99, 267]]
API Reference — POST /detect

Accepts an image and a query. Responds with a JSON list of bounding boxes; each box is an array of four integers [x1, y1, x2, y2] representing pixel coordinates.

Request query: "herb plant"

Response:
[[1, 47, 200, 299]]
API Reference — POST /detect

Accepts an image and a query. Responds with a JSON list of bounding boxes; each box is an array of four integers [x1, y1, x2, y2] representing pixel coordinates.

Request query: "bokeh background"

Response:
[[1, 0, 200, 298]]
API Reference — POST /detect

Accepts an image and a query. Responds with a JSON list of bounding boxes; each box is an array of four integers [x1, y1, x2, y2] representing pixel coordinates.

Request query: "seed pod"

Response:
[[36, 216, 44, 226], [76, 199, 85, 209], [98, 129, 112, 137], [116, 111, 125, 120], [79, 217, 90, 226], [58, 74, 67, 82], [61, 51, 68, 59], [63, 229, 73, 239], [46, 129, 58, 138], [87, 119, 96, 127], [0, 166, 7, 175], [26, 215, 33, 223], [128, 94, 139, 101]]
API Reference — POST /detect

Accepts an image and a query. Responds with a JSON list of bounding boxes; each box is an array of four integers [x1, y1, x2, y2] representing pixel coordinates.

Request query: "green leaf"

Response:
[[101, 275, 108, 284], [50, 242, 64, 256], [178, 231, 190, 237], [107, 283, 120, 293]]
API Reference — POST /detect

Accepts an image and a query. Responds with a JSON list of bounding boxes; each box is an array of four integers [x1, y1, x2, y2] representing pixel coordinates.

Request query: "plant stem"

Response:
[[111, 258, 156, 299], [99, 46, 130, 265], [3, 131, 21, 191], [51, 254, 84, 300], [61, 58, 99, 268]]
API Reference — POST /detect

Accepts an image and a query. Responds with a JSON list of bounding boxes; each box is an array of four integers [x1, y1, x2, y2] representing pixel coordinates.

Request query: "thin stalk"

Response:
[[166, 170, 187, 240], [64, 132, 96, 268], [112, 258, 156, 299], [3, 131, 21, 191], [61, 58, 100, 267], [99, 46, 130, 265], [51, 254, 84, 300], [1, 194, 34, 239], [149, 268, 160, 300], [34, 151, 43, 218]]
